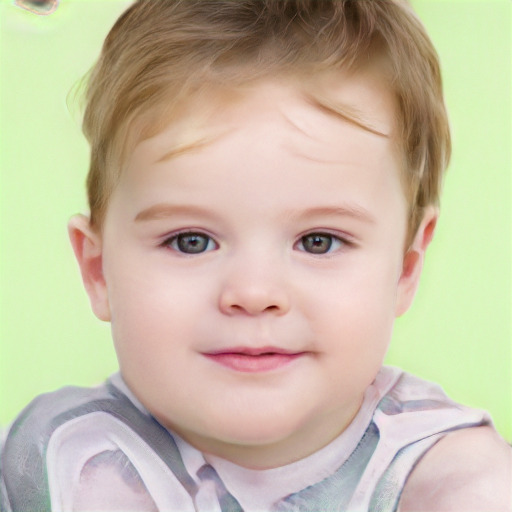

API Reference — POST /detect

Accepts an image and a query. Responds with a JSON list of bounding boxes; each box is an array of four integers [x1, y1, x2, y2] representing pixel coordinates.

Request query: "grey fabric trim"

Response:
[[275, 422, 380, 512], [0, 381, 201, 512], [0, 463, 13, 512], [369, 434, 444, 512], [1, 370, 491, 512]]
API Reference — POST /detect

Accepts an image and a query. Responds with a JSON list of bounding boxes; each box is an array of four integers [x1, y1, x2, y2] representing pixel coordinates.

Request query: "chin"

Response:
[[212, 410, 308, 446], [179, 410, 302, 450]]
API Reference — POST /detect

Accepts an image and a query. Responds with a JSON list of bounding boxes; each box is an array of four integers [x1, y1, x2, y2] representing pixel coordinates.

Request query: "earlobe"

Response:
[[68, 214, 111, 321], [395, 206, 438, 317]]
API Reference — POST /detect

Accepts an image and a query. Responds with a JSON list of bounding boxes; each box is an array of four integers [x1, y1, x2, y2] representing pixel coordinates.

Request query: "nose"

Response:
[[218, 262, 291, 316]]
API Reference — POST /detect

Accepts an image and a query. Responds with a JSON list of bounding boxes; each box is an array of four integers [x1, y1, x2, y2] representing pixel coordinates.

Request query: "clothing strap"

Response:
[[1, 383, 199, 512], [198, 464, 244, 512]]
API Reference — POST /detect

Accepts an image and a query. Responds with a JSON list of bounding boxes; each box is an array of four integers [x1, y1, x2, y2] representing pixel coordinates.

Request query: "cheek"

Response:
[[105, 247, 197, 320], [108, 280, 200, 410], [104, 267, 183, 360], [304, 258, 399, 346]]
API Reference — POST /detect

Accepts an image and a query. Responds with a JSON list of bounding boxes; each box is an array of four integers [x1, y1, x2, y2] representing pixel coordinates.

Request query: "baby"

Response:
[[1, 1, 510, 511]]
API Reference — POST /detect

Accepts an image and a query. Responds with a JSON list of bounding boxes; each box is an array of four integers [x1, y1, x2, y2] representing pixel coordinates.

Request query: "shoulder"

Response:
[[12, 381, 113, 421], [399, 426, 512, 512], [1, 379, 120, 459], [0, 378, 139, 512]]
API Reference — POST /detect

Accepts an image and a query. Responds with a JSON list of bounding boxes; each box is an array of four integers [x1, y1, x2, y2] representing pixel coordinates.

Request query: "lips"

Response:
[[203, 346, 306, 373]]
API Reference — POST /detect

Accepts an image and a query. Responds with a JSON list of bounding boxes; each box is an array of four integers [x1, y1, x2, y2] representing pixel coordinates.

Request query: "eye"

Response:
[[297, 233, 344, 254], [164, 232, 217, 254]]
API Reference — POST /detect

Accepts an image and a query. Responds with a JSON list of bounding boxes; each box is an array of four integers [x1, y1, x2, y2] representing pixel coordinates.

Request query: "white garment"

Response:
[[0, 366, 491, 512]]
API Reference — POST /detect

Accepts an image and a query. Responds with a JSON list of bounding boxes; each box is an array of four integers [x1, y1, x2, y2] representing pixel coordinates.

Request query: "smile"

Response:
[[203, 347, 307, 373]]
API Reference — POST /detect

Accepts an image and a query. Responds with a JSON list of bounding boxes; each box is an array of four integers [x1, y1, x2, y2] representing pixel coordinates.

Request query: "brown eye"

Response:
[[299, 233, 341, 254], [167, 233, 216, 254]]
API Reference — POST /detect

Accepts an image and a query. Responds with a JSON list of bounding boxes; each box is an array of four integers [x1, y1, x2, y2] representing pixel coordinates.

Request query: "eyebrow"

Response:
[[305, 94, 390, 138], [289, 205, 376, 224], [135, 203, 375, 224], [134, 204, 217, 222]]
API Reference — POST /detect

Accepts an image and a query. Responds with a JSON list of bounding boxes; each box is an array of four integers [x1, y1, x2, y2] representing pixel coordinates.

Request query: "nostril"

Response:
[[219, 284, 290, 316]]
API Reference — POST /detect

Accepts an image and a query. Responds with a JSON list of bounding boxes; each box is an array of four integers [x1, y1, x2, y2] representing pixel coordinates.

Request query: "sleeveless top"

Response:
[[0, 367, 490, 512]]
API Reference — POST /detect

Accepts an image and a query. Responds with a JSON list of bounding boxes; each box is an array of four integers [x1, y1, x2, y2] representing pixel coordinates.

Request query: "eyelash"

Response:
[[295, 232, 351, 255], [161, 231, 218, 255], [161, 230, 352, 255]]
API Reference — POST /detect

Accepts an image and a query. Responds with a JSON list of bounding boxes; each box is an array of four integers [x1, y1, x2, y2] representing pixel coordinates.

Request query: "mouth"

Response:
[[202, 346, 307, 373]]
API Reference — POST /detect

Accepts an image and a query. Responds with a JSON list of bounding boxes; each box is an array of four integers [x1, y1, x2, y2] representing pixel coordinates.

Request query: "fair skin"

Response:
[[70, 75, 511, 507], [398, 426, 511, 511]]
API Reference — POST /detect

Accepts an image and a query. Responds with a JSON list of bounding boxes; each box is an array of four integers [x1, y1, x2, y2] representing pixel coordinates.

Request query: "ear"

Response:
[[68, 214, 111, 321], [395, 206, 438, 317]]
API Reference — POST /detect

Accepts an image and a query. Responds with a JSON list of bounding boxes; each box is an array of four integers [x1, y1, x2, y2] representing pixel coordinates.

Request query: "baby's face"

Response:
[[93, 74, 414, 468]]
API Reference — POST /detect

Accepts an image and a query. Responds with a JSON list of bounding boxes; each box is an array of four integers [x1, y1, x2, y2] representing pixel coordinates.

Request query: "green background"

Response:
[[1, 0, 510, 441]]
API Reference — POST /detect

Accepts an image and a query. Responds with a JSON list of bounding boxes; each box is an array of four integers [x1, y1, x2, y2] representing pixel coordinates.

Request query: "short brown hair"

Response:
[[82, 0, 451, 242]]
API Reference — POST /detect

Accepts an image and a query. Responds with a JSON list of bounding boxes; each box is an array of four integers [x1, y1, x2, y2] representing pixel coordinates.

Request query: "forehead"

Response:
[[109, 72, 406, 233], [129, 68, 398, 170]]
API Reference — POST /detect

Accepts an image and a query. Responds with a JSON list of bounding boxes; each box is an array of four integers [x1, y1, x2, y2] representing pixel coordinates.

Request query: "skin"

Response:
[[69, 74, 511, 505], [398, 426, 512, 511]]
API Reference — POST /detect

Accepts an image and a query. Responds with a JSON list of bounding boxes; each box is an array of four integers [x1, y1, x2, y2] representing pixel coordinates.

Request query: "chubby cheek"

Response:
[[103, 264, 198, 386], [110, 283, 192, 350], [318, 302, 393, 373], [308, 262, 398, 375], [110, 303, 201, 421]]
